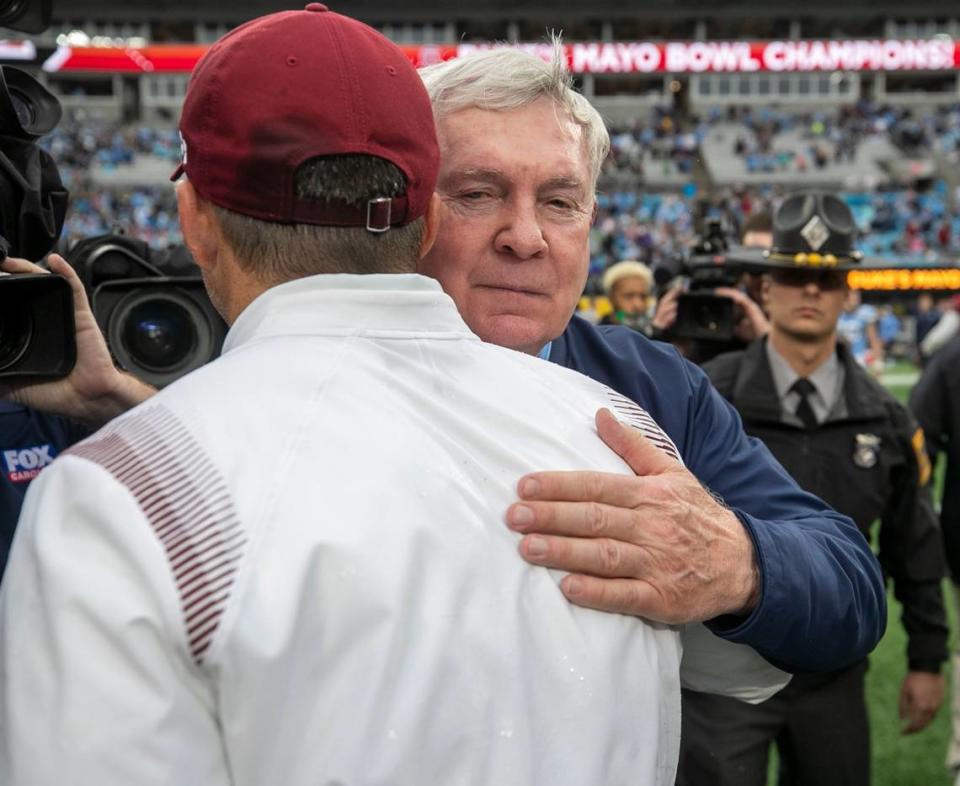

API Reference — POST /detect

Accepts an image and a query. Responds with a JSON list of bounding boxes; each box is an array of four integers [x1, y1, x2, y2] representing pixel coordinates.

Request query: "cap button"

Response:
[[305, 3, 328, 10]]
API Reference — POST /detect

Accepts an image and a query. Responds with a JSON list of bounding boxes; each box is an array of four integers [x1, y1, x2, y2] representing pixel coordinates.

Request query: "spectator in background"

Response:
[[915, 292, 942, 350], [738, 210, 774, 307], [921, 295, 960, 361], [910, 334, 960, 786], [877, 305, 901, 361], [599, 259, 655, 332], [838, 288, 885, 369]]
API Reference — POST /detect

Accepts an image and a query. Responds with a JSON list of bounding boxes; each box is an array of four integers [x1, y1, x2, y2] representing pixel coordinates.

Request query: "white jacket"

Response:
[[0, 274, 786, 786]]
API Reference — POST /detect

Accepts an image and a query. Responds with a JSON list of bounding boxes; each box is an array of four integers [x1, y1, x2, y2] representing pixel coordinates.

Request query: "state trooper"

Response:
[[678, 191, 948, 786]]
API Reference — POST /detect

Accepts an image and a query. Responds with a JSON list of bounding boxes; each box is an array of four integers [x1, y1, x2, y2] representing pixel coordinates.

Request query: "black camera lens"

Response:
[[0, 67, 62, 138], [103, 285, 221, 387], [0, 0, 27, 25], [120, 298, 198, 372], [0, 299, 33, 371]]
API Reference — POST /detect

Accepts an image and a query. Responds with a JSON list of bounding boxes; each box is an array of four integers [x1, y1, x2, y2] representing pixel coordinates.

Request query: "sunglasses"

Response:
[[770, 269, 848, 291]]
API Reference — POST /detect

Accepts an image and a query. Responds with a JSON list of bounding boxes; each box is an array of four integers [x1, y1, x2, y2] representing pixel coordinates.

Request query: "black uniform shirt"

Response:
[[705, 338, 947, 672]]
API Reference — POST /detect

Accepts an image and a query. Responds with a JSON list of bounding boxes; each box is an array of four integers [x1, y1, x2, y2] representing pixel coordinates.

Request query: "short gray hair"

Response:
[[211, 155, 424, 283], [418, 42, 609, 188]]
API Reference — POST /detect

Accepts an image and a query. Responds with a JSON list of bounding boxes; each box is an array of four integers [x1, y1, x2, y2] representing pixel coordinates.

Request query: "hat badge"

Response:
[[801, 215, 830, 252]]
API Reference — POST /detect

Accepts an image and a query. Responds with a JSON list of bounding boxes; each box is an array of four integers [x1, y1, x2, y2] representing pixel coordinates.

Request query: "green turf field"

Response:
[[865, 583, 954, 786], [764, 362, 955, 786]]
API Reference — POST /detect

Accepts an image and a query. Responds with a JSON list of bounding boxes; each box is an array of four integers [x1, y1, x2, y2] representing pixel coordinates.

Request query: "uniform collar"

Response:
[[834, 342, 889, 419], [223, 273, 481, 354], [765, 339, 843, 416], [729, 339, 785, 421], [732, 338, 885, 422]]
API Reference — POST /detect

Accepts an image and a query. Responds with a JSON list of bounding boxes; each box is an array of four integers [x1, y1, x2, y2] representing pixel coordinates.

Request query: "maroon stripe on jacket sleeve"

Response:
[[604, 389, 682, 464], [67, 404, 245, 664]]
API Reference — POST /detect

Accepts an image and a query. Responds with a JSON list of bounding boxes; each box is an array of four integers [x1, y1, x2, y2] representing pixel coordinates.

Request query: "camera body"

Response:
[[0, 63, 74, 380], [0, 0, 52, 34], [69, 235, 227, 389], [0, 272, 74, 377]]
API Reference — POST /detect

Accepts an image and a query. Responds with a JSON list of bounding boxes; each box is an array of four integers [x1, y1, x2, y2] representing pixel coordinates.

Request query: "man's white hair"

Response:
[[418, 42, 610, 189]]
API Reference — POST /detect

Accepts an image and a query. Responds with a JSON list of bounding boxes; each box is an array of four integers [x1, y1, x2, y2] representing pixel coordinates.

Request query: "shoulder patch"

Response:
[[604, 388, 683, 465], [67, 405, 245, 664], [911, 427, 932, 487]]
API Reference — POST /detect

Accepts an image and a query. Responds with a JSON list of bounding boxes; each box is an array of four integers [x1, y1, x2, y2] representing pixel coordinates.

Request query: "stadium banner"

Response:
[[848, 268, 960, 292], [35, 38, 960, 75]]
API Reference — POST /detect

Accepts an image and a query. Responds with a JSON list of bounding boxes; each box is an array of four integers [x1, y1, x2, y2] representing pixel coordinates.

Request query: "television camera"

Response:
[[68, 235, 227, 389], [0, 63, 73, 380], [0, 1, 224, 387], [652, 218, 751, 342]]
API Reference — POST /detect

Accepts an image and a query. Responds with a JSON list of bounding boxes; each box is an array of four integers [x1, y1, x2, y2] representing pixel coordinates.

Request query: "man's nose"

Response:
[[494, 201, 548, 260]]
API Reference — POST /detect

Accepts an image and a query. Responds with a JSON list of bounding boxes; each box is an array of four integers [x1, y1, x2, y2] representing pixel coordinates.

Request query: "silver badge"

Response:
[[853, 433, 880, 469], [801, 215, 830, 252]]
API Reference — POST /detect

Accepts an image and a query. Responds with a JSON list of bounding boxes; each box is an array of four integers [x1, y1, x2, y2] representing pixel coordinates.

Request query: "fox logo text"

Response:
[[4, 445, 56, 483]]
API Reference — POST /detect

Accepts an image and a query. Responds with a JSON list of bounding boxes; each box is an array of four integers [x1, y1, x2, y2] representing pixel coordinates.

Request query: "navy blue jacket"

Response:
[[0, 402, 88, 576], [549, 316, 886, 673]]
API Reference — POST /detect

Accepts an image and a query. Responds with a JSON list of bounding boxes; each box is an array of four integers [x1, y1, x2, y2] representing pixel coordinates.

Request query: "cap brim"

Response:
[[724, 244, 889, 273]]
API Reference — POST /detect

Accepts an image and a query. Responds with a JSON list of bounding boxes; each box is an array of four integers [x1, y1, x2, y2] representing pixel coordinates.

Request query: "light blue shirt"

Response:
[[765, 339, 846, 425]]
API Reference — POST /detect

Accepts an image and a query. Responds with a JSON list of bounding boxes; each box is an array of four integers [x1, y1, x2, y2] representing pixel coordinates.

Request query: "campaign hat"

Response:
[[726, 191, 883, 272]]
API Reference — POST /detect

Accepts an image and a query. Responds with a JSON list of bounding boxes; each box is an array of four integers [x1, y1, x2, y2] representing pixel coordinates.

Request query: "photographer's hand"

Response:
[[0, 254, 157, 428], [714, 286, 770, 342], [650, 286, 680, 332]]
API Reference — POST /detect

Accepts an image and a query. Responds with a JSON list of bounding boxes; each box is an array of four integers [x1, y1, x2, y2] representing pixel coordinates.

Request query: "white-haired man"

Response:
[[416, 47, 884, 670], [0, 44, 883, 675]]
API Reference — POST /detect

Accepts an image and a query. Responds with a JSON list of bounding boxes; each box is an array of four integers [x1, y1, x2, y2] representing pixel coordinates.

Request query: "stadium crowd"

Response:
[[44, 108, 960, 269], [605, 102, 960, 180]]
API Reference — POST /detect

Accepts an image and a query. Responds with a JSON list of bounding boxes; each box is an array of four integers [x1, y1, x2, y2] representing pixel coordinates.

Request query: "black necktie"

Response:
[[791, 378, 818, 430]]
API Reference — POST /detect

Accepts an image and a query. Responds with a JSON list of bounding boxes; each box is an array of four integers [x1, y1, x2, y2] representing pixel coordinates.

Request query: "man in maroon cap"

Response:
[[0, 7, 792, 785]]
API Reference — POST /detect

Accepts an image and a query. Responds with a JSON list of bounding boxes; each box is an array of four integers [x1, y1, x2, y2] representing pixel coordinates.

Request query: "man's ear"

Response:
[[418, 192, 442, 259], [760, 275, 772, 308], [175, 180, 220, 272]]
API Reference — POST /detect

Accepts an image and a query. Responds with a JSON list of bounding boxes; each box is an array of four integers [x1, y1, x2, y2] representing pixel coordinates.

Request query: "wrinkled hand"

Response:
[[0, 255, 156, 427], [650, 287, 680, 332], [714, 286, 770, 342], [506, 408, 760, 625], [899, 670, 944, 734]]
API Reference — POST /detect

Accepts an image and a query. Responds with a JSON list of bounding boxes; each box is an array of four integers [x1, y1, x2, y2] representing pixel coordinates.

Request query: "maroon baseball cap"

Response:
[[171, 4, 438, 232]]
